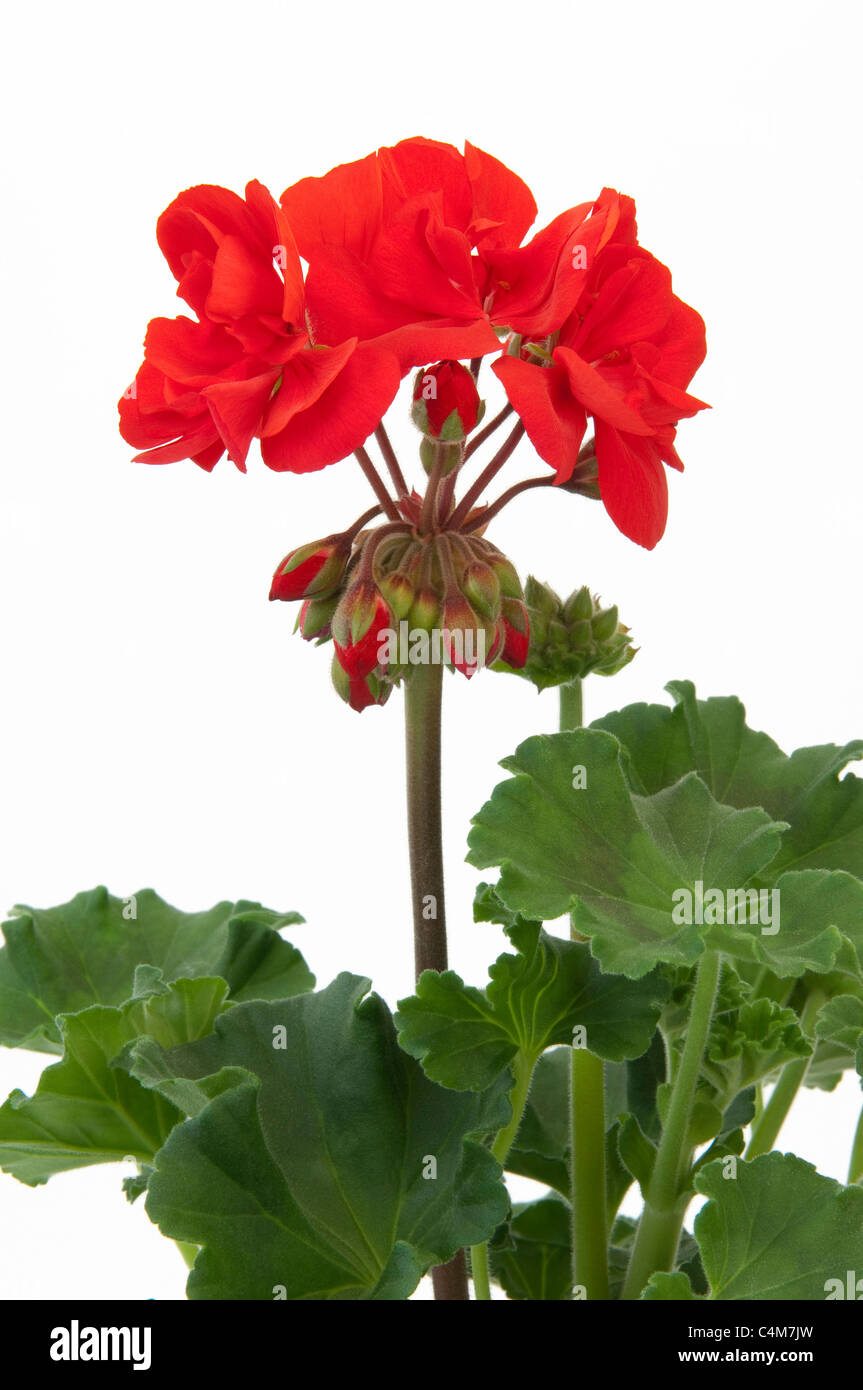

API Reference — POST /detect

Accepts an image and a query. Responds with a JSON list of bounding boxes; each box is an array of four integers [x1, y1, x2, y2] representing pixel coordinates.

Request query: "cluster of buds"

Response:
[[496, 576, 635, 690], [270, 517, 530, 712]]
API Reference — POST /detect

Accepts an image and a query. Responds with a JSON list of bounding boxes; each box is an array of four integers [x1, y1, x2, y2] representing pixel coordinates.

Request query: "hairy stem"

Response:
[[354, 446, 400, 520], [463, 403, 514, 462], [374, 424, 409, 499], [621, 949, 722, 1300], [404, 661, 468, 1300], [849, 1105, 863, 1185], [448, 422, 526, 530], [559, 678, 609, 1299]]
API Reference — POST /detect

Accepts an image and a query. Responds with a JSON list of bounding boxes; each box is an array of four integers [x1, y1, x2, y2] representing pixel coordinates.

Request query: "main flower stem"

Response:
[[559, 679, 609, 1300], [403, 661, 468, 1299], [745, 990, 823, 1160], [621, 949, 722, 1300]]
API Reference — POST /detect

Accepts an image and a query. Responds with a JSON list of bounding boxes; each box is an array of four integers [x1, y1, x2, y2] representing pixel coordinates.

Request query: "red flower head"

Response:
[[332, 585, 393, 680], [494, 197, 708, 549]]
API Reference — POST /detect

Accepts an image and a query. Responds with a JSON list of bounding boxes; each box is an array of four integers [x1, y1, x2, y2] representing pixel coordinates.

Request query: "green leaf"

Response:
[[595, 680, 863, 881], [395, 920, 667, 1090], [468, 731, 785, 978], [141, 974, 511, 1300], [490, 1193, 572, 1300], [815, 994, 863, 1054], [642, 1271, 697, 1300], [0, 887, 312, 1052], [0, 975, 229, 1184], [694, 1153, 863, 1299]]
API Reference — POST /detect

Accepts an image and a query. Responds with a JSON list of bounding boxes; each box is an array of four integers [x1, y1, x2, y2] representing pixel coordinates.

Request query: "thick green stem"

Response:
[[745, 990, 823, 1161], [469, 1051, 535, 1299], [621, 949, 722, 1300], [570, 1047, 609, 1299], [849, 1105, 863, 1185], [559, 678, 609, 1298], [404, 662, 468, 1300]]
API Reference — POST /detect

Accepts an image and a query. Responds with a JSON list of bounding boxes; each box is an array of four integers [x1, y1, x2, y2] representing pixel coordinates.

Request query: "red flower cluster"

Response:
[[120, 138, 707, 548]]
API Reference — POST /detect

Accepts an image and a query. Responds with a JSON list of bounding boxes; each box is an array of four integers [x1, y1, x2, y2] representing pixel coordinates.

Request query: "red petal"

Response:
[[493, 357, 587, 482], [380, 137, 472, 231], [594, 421, 668, 549], [280, 152, 383, 261], [261, 344, 400, 473], [555, 347, 653, 434], [203, 370, 280, 469], [464, 141, 537, 250]]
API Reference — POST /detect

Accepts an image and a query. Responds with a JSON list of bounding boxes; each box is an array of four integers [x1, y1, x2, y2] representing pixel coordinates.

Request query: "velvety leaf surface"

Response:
[[595, 681, 863, 881], [0, 887, 312, 1052], [0, 976, 228, 1184], [468, 731, 785, 977], [395, 921, 667, 1089], [142, 974, 511, 1300], [694, 1153, 863, 1299]]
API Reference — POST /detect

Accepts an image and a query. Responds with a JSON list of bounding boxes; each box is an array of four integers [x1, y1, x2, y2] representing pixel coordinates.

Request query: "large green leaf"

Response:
[[140, 974, 511, 1300], [595, 681, 863, 880], [693, 1153, 863, 1299], [469, 731, 863, 983], [0, 974, 229, 1184], [0, 887, 312, 1052], [468, 731, 786, 978], [395, 920, 667, 1090]]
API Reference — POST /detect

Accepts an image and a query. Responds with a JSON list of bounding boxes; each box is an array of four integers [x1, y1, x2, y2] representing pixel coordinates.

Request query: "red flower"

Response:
[[119, 181, 400, 475], [281, 139, 623, 373], [269, 539, 348, 602], [494, 228, 708, 548]]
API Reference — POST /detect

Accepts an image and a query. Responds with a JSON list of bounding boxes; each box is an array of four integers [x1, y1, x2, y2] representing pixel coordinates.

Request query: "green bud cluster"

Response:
[[505, 576, 636, 690]]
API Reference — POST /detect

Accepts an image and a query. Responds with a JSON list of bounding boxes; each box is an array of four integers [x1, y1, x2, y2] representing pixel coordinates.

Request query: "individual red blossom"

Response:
[[281, 139, 625, 373], [412, 360, 481, 439], [119, 180, 401, 475], [494, 235, 708, 549]]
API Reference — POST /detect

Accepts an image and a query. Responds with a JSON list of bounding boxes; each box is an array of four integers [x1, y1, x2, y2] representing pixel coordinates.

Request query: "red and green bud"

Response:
[[297, 592, 340, 644], [440, 593, 490, 679], [461, 562, 501, 621], [411, 360, 484, 441], [377, 571, 414, 622], [483, 548, 524, 601], [499, 597, 531, 669], [332, 584, 393, 679], [270, 538, 348, 602], [331, 656, 391, 713]]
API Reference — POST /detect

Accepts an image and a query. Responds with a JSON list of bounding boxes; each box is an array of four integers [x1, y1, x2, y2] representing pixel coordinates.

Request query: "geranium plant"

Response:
[[2, 138, 862, 1302]]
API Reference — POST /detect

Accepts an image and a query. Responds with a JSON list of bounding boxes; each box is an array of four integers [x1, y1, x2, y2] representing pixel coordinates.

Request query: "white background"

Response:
[[1, 0, 861, 1300]]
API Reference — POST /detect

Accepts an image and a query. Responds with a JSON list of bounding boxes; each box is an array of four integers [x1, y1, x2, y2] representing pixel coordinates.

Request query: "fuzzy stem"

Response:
[[374, 424, 409, 499], [448, 422, 526, 530], [403, 660, 469, 1301], [745, 991, 823, 1160], [354, 446, 400, 520], [621, 949, 722, 1300], [469, 1051, 535, 1300], [849, 1105, 863, 1185], [462, 403, 514, 462]]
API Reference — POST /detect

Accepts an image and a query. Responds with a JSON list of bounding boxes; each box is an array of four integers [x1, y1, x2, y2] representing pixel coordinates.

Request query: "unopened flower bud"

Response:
[[378, 571, 414, 621], [332, 584, 393, 679], [331, 656, 391, 713], [441, 592, 493, 679], [499, 597, 531, 669], [269, 538, 347, 602], [495, 578, 635, 688], [411, 361, 483, 441], [297, 592, 340, 643], [461, 562, 501, 621]]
